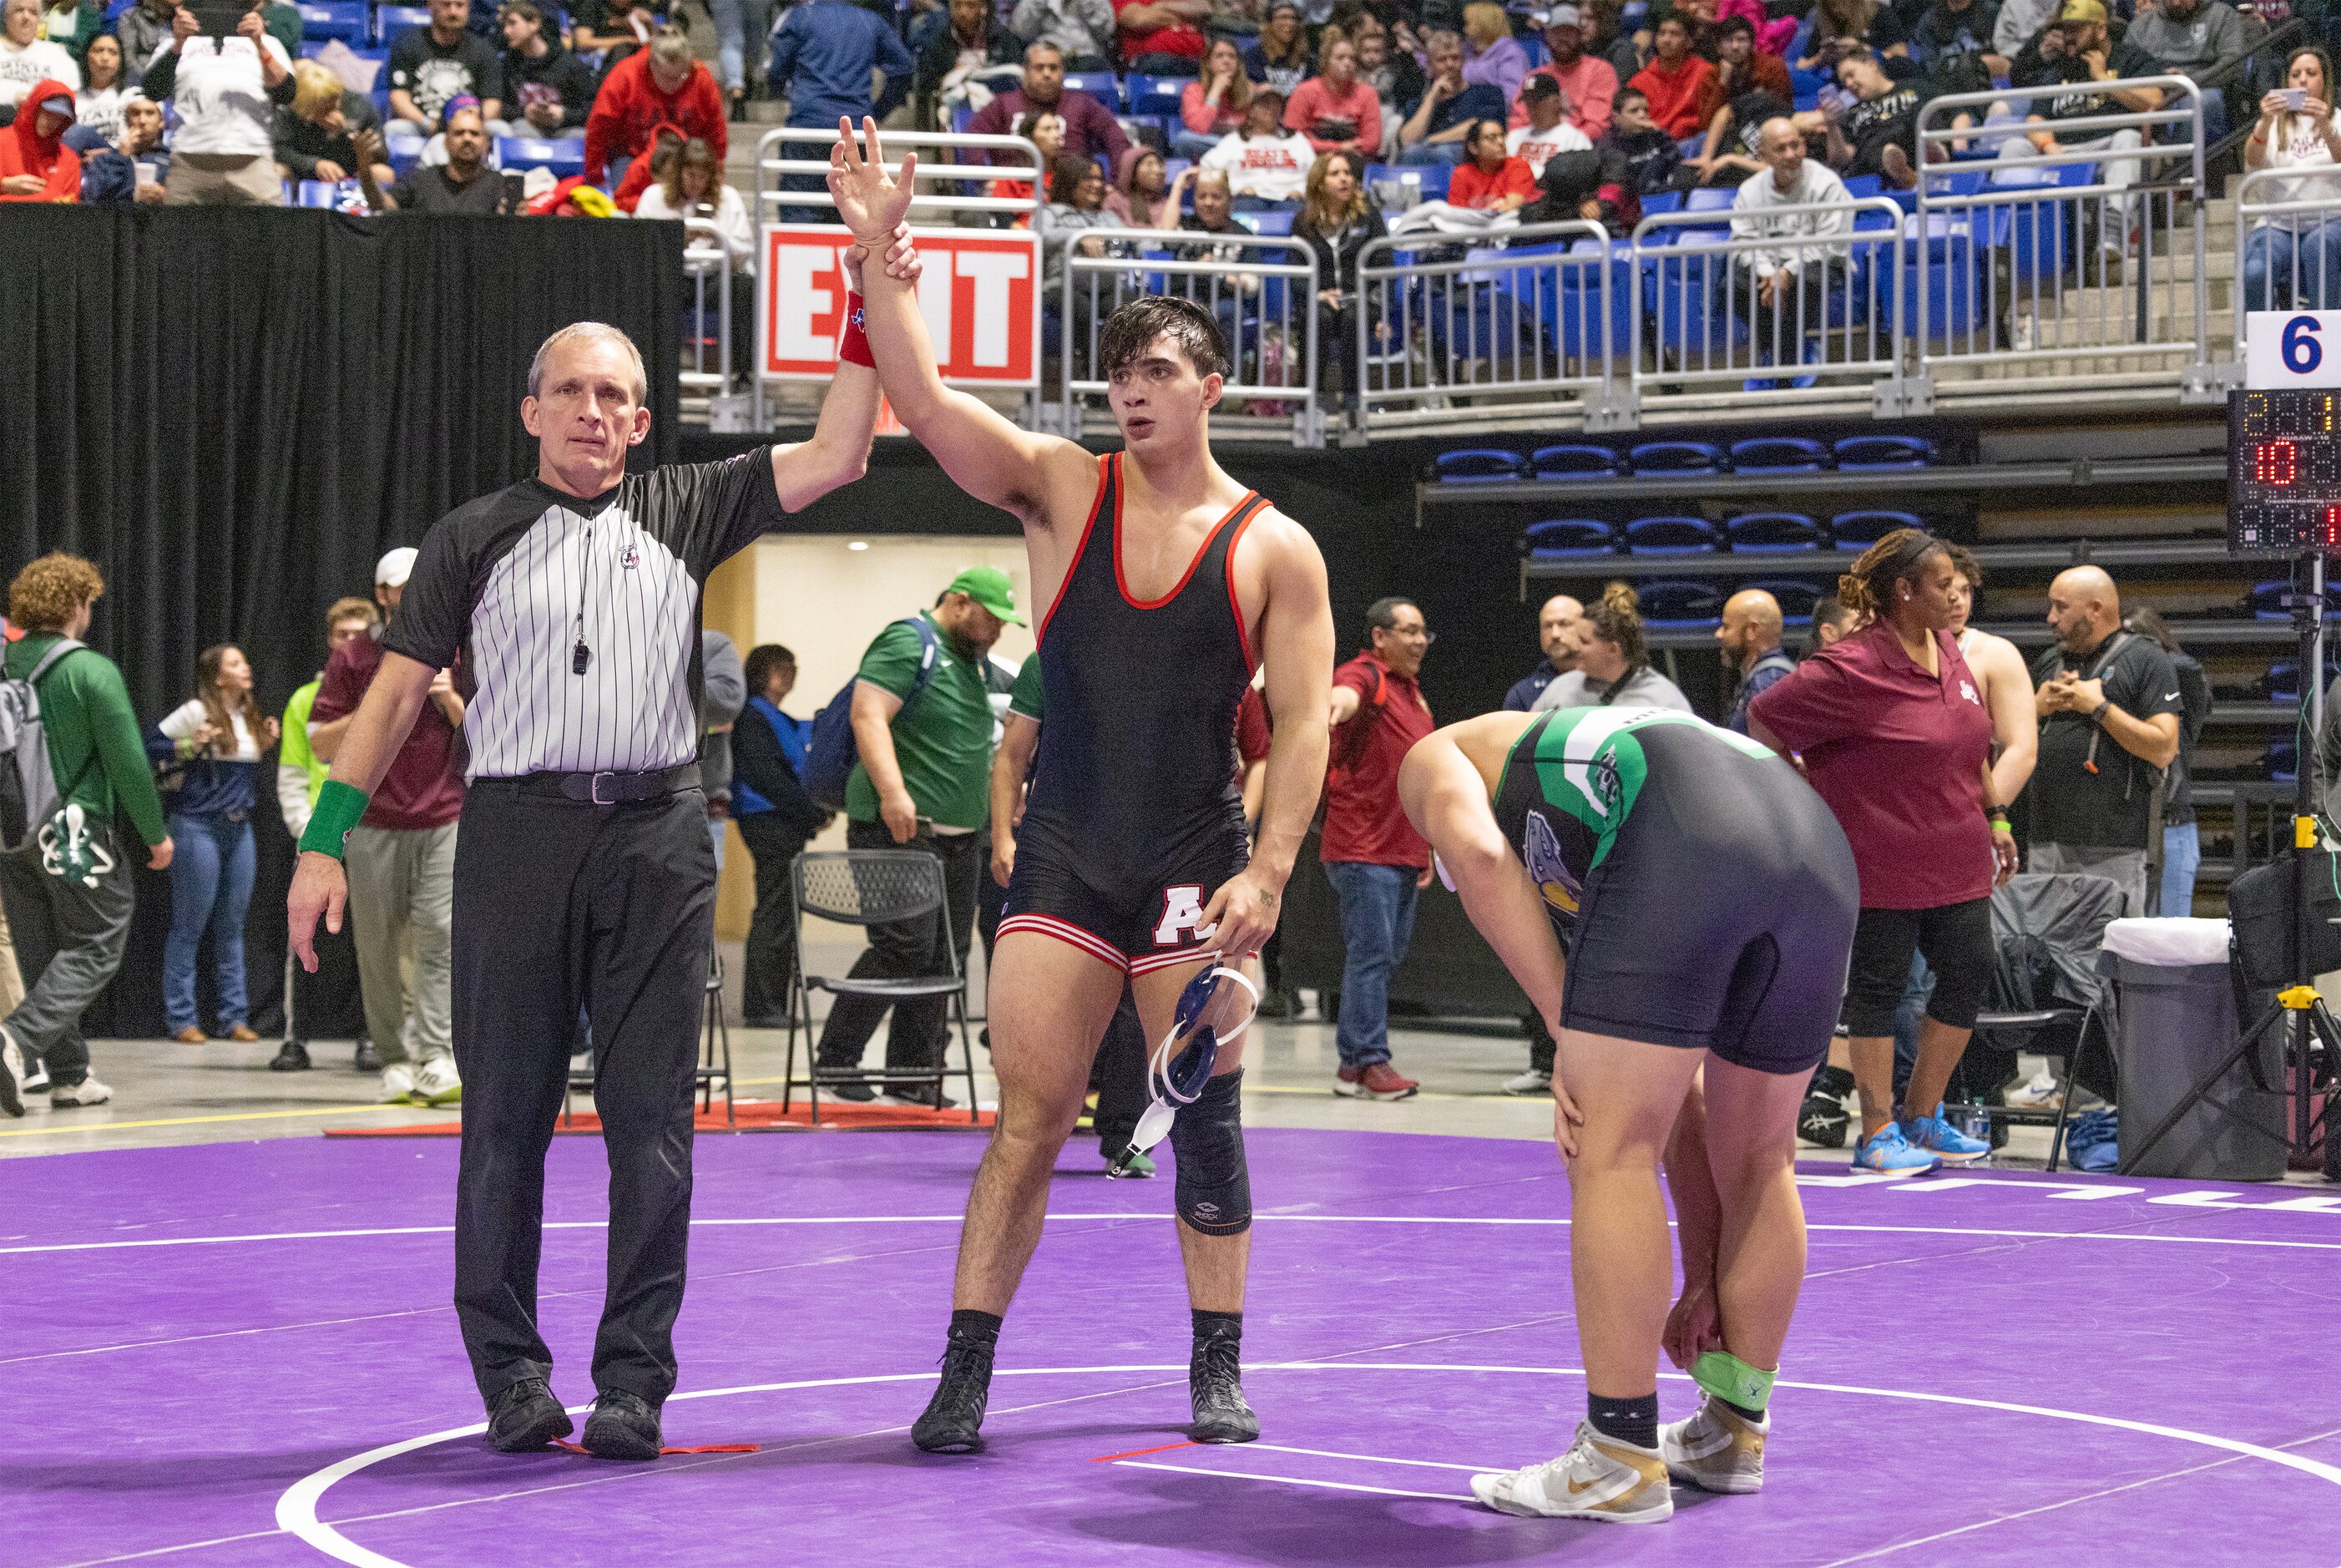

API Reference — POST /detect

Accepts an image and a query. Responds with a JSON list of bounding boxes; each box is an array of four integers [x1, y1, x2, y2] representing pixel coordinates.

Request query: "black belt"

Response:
[[490, 762, 702, 805]]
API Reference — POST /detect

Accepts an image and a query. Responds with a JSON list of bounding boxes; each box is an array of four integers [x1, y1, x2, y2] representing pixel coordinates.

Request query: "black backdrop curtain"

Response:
[[0, 206, 683, 1040]]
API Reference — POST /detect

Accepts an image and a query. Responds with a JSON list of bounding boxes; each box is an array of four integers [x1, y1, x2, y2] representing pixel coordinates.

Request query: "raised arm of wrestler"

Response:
[[287, 251, 902, 969]]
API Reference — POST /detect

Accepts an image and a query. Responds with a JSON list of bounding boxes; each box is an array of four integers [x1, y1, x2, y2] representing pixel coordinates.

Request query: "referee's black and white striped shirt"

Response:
[[384, 451, 782, 780]]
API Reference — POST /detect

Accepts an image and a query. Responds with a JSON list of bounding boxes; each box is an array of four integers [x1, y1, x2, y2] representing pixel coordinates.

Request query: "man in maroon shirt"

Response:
[[964, 41, 1130, 166], [309, 549, 469, 1108], [1322, 596, 1435, 1100]]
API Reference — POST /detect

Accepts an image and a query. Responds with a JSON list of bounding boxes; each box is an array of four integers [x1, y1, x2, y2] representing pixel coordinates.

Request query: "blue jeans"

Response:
[[1324, 860, 1419, 1069], [710, 0, 773, 93], [1397, 139, 1466, 166], [2161, 821, 2201, 918], [2243, 221, 2341, 311], [163, 812, 255, 1033]]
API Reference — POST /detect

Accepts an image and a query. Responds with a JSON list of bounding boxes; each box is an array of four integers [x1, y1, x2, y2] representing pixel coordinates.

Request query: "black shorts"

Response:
[[1560, 759, 1860, 1076], [999, 828, 1250, 976], [1840, 898, 1994, 1036]]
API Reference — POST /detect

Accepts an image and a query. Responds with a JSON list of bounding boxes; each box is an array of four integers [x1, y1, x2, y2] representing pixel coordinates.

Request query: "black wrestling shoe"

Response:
[[911, 1335, 994, 1454], [581, 1389, 663, 1460], [1189, 1323, 1259, 1444], [271, 1039, 311, 1072], [485, 1378, 573, 1452]]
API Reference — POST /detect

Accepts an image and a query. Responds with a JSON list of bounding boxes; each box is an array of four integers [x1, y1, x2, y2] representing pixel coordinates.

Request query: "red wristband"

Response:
[[838, 292, 875, 368]]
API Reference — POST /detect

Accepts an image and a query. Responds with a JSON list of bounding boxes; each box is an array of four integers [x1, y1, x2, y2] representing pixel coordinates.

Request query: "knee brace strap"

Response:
[[1692, 1351, 1776, 1413], [1170, 1070, 1251, 1237]]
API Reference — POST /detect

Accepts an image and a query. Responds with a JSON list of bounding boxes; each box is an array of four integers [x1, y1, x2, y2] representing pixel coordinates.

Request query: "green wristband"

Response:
[[1692, 1350, 1777, 1414], [298, 779, 371, 860]]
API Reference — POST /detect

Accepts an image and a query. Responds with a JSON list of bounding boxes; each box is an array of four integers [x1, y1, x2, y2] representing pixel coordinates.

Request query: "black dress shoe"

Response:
[[486, 1378, 573, 1452], [354, 1039, 381, 1073], [912, 1335, 994, 1454], [820, 1073, 877, 1102], [582, 1389, 663, 1460], [271, 1039, 312, 1072], [884, 1080, 955, 1111], [1189, 1324, 1259, 1444]]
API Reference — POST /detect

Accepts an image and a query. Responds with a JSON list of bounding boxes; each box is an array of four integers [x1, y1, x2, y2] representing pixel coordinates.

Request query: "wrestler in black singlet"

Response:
[[1001, 453, 1267, 975]]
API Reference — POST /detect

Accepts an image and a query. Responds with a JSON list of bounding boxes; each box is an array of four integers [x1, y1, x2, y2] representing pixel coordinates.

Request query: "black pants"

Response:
[[1090, 988, 1149, 1151], [1720, 260, 1846, 364], [735, 812, 811, 1025], [286, 909, 363, 1043], [449, 782, 715, 1408], [813, 818, 981, 1077]]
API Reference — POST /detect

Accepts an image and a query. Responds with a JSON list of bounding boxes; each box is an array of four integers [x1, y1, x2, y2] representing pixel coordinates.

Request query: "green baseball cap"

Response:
[[947, 565, 1026, 626]]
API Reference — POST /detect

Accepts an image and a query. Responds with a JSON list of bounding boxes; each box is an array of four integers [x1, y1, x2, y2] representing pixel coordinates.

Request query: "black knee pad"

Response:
[[1170, 1070, 1251, 1237]]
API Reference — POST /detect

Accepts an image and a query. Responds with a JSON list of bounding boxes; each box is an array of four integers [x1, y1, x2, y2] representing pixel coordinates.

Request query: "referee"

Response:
[[289, 235, 913, 1460]]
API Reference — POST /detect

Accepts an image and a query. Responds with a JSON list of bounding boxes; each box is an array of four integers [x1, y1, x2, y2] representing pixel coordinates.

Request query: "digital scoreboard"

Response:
[[2230, 388, 2341, 554]]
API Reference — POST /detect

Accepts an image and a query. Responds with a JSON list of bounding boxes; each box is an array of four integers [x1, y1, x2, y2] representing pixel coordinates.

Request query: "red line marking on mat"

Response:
[[1090, 1441, 1200, 1463]]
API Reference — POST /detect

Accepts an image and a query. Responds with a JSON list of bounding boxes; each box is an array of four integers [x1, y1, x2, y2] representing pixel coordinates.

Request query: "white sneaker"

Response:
[[1660, 1396, 1768, 1495], [1470, 1421, 1673, 1524], [2005, 1069, 2062, 1110], [380, 1062, 420, 1105], [0, 1024, 24, 1117], [50, 1075, 113, 1108], [413, 1059, 463, 1108], [22, 1060, 49, 1095], [1502, 1069, 1552, 1096]]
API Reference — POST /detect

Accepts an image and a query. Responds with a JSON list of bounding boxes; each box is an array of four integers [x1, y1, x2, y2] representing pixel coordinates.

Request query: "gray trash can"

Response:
[[2106, 918, 2287, 1181]]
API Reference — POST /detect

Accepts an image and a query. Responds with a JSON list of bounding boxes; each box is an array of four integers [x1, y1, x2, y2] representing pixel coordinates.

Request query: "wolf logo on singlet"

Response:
[[999, 453, 1269, 974]]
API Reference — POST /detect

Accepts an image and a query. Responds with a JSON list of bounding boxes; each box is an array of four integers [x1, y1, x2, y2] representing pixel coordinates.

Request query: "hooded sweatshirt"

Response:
[[1102, 142, 1170, 225], [0, 78, 81, 201], [581, 47, 725, 185], [610, 117, 683, 213]]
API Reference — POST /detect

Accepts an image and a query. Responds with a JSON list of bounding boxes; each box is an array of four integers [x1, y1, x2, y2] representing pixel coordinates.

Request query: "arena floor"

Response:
[[8, 1019, 2340, 1568]]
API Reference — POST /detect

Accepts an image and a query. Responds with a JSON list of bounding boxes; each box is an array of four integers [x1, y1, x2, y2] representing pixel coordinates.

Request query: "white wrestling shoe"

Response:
[[1659, 1396, 1768, 1495], [1470, 1420, 1673, 1523]]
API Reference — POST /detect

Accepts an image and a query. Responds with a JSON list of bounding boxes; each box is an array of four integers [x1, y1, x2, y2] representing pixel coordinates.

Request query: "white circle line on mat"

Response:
[[275, 1362, 2341, 1567], [13, 1213, 2341, 1257]]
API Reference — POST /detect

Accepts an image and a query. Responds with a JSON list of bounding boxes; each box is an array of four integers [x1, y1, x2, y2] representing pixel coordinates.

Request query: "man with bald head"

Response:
[[1717, 587, 1793, 734], [2024, 565, 2182, 913], [1503, 593, 1584, 711], [1727, 115, 1853, 372]]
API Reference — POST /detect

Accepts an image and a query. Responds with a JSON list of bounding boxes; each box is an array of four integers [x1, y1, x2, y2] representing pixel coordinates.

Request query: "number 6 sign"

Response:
[[2247, 311, 2341, 389]]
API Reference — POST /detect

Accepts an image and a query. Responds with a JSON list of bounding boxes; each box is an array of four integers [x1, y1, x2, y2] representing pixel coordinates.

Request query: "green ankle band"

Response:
[[1692, 1351, 1776, 1413], [299, 780, 371, 860]]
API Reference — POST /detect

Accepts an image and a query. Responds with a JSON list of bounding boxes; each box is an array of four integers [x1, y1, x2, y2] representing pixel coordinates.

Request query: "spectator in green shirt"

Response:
[[0, 554, 172, 1117], [270, 594, 379, 1075], [815, 566, 1022, 1105]]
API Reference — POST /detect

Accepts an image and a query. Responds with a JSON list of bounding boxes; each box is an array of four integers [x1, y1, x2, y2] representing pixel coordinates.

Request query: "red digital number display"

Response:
[[2257, 440, 2301, 485]]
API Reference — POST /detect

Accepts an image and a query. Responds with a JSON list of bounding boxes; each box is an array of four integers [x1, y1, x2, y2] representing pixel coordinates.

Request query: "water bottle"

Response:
[[1958, 1106, 1993, 1150]]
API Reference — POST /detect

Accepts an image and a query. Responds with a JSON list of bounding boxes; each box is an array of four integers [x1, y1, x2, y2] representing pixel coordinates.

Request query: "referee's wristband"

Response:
[[298, 780, 370, 860]]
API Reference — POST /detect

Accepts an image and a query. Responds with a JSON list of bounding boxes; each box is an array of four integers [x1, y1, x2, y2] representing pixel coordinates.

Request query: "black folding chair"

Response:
[[781, 849, 980, 1125], [700, 949, 733, 1126]]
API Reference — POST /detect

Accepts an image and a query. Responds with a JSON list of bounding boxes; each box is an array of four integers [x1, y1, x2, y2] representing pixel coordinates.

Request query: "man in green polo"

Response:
[[816, 567, 1022, 1107]]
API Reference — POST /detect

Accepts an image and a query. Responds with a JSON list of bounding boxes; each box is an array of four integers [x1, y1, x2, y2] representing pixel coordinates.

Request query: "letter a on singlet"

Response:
[[1155, 885, 1209, 946]]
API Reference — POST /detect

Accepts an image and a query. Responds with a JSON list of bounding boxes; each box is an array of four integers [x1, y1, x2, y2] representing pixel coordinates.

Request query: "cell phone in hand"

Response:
[[2286, 87, 2308, 112], [188, 0, 248, 37]]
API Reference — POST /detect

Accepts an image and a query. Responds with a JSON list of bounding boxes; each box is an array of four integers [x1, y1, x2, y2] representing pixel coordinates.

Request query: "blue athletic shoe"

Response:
[[1899, 1105, 1990, 1163], [1853, 1121, 1941, 1175]]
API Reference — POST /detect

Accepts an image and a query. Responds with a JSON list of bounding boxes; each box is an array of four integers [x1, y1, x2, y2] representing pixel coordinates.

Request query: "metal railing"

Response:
[[752, 125, 1046, 226], [1352, 220, 1621, 434], [1914, 78, 2211, 401], [1057, 228, 1322, 447], [680, 216, 734, 404], [2233, 164, 2341, 354], [1630, 198, 1908, 417]]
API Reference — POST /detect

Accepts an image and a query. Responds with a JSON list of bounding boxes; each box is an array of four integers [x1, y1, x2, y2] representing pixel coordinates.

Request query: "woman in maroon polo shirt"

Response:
[[1747, 529, 2018, 1173]]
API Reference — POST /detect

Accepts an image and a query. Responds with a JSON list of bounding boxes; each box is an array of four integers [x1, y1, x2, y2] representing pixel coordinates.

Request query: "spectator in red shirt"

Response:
[[0, 78, 78, 201], [1113, 0, 1208, 73], [582, 26, 725, 187], [1509, 3, 1617, 140], [1747, 529, 2018, 1175], [1448, 116, 1538, 209], [1322, 596, 1436, 1101], [307, 548, 470, 1110], [967, 39, 1130, 165], [1286, 33, 1382, 155], [1628, 14, 1715, 139]]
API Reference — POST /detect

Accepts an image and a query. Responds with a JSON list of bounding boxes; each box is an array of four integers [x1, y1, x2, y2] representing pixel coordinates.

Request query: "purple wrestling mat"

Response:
[[5, 1128, 2339, 1566]]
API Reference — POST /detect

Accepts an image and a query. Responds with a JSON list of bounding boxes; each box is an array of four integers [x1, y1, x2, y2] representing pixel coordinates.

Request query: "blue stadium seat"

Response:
[[1524, 518, 1617, 558], [1625, 516, 1721, 556], [1128, 74, 1186, 116], [1747, 578, 1824, 625], [1064, 71, 1125, 109], [1635, 579, 1724, 627], [1829, 508, 1920, 545], [1245, 208, 1296, 236], [1627, 440, 1727, 475], [1833, 433, 1935, 469], [2268, 739, 2298, 782], [1432, 448, 1529, 483], [2248, 580, 2291, 620], [1841, 173, 1883, 200], [1727, 512, 1824, 552], [298, 1, 370, 43], [1685, 185, 1734, 212], [1640, 190, 1683, 215], [376, 3, 430, 42], [2263, 660, 2341, 701], [1530, 443, 1621, 480], [1728, 436, 1829, 473], [294, 178, 342, 207], [498, 135, 584, 177]]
